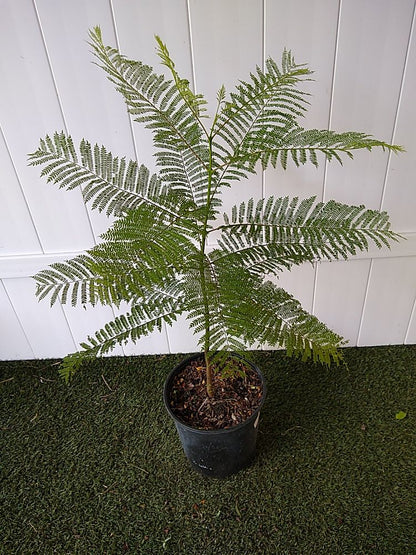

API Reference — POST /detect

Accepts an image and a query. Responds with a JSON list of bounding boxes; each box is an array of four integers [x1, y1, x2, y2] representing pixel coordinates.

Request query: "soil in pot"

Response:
[[167, 356, 264, 430]]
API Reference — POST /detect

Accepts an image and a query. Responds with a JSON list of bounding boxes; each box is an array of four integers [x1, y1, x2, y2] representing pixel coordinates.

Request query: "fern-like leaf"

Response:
[[33, 254, 133, 307], [28, 132, 187, 217], [242, 281, 345, 364], [88, 27, 210, 205], [89, 27, 202, 149], [60, 290, 185, 381], [90, 27, 208, 178], [155, 35, 208, 120], [214, 196, 402, 275], [230, 127, 405, 171], [190, 258, 344, 365], [211, 50, 311, 182], [34, 203, 196, 307]]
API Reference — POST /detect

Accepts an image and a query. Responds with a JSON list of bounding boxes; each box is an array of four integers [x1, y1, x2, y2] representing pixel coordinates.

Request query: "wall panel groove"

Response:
[[380, 0, 416, 211]]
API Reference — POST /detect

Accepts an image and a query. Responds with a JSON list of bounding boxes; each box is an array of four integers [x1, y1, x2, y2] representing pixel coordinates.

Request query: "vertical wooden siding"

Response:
[[0, 0, 415, 360]]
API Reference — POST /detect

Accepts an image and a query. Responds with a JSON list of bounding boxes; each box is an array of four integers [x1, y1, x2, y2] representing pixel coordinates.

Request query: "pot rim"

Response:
[[163, 352, 267, 435]]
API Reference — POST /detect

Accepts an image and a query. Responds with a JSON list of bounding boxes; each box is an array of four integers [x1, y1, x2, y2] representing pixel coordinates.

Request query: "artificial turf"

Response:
[[1, 346, 415, 554]]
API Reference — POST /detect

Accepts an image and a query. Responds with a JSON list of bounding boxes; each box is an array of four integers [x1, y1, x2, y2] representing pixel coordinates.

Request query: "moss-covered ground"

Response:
[[1, 346, 415, 553]]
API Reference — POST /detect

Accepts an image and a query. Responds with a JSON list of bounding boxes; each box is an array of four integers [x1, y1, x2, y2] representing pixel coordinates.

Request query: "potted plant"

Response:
[[29, 28, 402, 477]]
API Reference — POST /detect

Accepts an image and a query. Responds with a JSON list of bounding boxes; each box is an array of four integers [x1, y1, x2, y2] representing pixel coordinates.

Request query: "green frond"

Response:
[[33, 252, 163, 309], [33, 254, 123, 307], [205, 260, 261, 343], [178, 257, 247, 356], [156, 144, 215, 208], [180, 256, 343, 365], [209, 45, 402, 180], [214, 196, 402, 275], [211, 51, 312, 181], [34, 204, 196, 308], [208, 264, 345, 364], [28, 132, 187, 217], [60, 292, 185, 381], [155, 35, 208, 120], [230, 127, 405, 171], [88, 28, 208, 161], [240, 281, 345, 365], [187, 256, 344, 366], [96, 204, 198, 269], [88, 28, 212, 206]]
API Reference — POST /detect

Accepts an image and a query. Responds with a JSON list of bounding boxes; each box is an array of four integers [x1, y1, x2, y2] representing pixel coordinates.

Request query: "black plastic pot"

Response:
[[163, 353, 266, 478]]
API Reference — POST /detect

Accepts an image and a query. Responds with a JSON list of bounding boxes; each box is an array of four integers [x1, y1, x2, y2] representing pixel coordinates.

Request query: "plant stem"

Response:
[[205, 351, 214, 398], [199, 248, 213, 397], [200, 134, 215, 398]]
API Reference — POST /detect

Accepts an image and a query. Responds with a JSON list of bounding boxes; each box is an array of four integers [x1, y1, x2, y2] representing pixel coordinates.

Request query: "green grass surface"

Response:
[[1, 346, 415, 554]]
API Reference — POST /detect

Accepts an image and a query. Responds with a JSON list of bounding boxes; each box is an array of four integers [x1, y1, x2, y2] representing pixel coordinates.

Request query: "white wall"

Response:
[[0, 0, 415, 360]]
